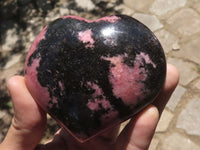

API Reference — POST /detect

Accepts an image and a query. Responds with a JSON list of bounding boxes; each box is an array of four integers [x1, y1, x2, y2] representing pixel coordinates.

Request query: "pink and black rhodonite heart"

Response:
[[24, 15, 166, 142]]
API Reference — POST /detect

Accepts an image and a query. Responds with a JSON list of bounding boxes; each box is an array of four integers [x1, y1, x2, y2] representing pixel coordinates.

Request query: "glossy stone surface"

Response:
[[24, 15, 166, 142]]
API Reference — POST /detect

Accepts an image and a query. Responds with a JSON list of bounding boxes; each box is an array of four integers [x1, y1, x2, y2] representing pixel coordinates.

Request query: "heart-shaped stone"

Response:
[[24, 15, 166, 142]]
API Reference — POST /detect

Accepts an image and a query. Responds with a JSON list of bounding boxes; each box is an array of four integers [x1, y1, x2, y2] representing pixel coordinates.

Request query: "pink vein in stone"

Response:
[[86, 82, 112, 111], [102, 52, 155, 105], [62, 15, 120, 23], [101, 110, 119, 126], [140, 52, 156, 68], [78, 29, 95, 48], [86, 82, 119, 125], [58, 80, 65, 92]]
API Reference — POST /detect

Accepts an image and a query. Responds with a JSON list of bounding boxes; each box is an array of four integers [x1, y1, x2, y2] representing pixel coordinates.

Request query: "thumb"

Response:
[[0, 76, 47, 150]]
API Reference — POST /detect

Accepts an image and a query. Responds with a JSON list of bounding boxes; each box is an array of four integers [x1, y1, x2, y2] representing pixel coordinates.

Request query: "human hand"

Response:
[[0, 64, 179, 150]]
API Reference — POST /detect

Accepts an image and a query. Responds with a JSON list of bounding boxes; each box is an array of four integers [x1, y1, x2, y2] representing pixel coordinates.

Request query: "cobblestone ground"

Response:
[[0, 0, 200, 149]]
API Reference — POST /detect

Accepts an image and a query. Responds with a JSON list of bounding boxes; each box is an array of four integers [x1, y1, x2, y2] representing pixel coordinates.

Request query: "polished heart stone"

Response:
[[24, 15, 166, 142]]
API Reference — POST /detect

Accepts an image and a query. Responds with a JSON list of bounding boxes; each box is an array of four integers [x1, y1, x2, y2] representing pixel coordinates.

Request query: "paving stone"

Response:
[[193, 2, 200, 13], [155, 29, 179, 53], [161, 133, 200, 150], [156, 109, 174, 132], [26, 17, 43, 43], [177, 98, 200, 136], [167, 58, 198, 86], [167, 85, 186, 111], [27, 31, 36, 45], [75, 0, 95, 11], [2, 113, 12, 125], [19, 3, 37, 24], [172, 36, 200, 64], [4, 54, 22, 69], [149, 138, 159, 150], [45, 10, 61, 24], [195, 79, 200, 89], [172, 42, 180, 51], [27, 17, 43, 27], [167, 8, 200, 37], [123, 0, 154, 12], [57, 0, 69, 16], [2, 26, 20, 52], [132, 13, 163, 32], [115, 4, 134, 16], [1, 63, 23, 81], [36, 0, 53, 13], [91, 0, 114, 4], [59, 7, 70, 16], [150, 0, 187, 16], [0, 110, 6, 119], [56, 0, 68, 8]]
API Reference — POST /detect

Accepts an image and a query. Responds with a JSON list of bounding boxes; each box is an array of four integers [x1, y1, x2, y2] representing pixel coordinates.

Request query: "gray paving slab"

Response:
[[132, 13, 163, 31], [177, 98, 200, 136], [167, 58, 199, 86], [167, 85, 186, 111], [156, 109, 174, 132], [161, 133, 200, 150], [150, 0, 187, 16], [124, 0, 154, 12], [172, 36, 200, 64], [155, 29, 179, 53], [167, 8, 200, 37]]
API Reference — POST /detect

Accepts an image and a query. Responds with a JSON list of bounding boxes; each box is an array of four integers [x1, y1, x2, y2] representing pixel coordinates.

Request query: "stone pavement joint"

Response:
[[166, 8, 200, 37], [161, 133, 200, 150], [172, 36, 200, 64], [156, 109, 174, 132], [166, 85, 186, 111], [167, 58, 199, 86], [124, 0, 154, 12], [155, 29, 179, 54], [132, 13, 163, 32], [150, 0, 187, 16]]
